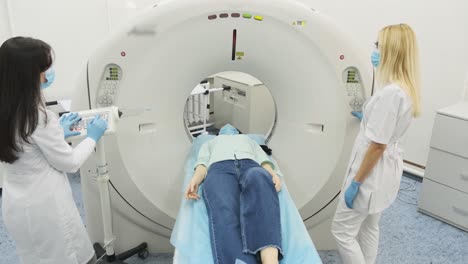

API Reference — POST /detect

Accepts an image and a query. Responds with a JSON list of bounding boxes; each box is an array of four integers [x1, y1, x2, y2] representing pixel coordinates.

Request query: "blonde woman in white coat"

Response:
[[331, 24, 422, 264], [0, 37, 108, 264]]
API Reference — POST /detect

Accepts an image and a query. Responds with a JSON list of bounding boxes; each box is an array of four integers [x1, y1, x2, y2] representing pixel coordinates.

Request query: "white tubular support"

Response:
[[189, 122, 214, 131], [403, 164, 425, 178], [188, 96, 194, 124], [5, 0, 15, 35], [202, 92, 208, 133], [205, 82, 211, 123], [194, 94, 200, 123], [96, 139, 116, 257], [209, 87, 225, 93]]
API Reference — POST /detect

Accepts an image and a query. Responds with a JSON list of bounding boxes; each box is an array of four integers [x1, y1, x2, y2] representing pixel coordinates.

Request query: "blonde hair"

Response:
[[377, 24, 422, 117]]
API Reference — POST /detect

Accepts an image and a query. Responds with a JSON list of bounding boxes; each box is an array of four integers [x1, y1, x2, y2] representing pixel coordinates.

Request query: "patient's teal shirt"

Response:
[[195, 135, 274, 169]]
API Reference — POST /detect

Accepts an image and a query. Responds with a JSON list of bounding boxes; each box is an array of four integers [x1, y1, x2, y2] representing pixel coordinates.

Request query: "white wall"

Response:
[[6, 0, 110, 101], [0, 0, 12, 43], [2, 0, 467, 167], [465, 70, 468, 101], [3, 0, 159, 101], [300, 0, 468, 166], [107, 0, 159, 31]]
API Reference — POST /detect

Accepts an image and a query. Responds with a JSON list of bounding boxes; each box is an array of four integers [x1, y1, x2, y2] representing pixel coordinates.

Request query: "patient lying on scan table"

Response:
[[172, 126, 322, 264], [185, 124, 282, 264]]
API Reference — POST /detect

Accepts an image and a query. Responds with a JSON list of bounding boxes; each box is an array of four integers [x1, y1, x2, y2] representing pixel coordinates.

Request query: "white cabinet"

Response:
[[211, 72, 275, 135], [419, 102, 468, 231]]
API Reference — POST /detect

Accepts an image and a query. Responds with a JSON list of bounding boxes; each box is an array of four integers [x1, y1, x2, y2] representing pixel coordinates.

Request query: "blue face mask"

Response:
[[219, 124, 239, 135], [41, 67, 55, 89], [371, 50, 380, 68]]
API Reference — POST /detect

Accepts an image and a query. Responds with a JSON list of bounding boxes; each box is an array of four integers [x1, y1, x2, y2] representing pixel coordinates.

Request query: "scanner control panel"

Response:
[[343, 67, 365, 111], [96, 64, 122, 107], [67, 106, 119, 140]]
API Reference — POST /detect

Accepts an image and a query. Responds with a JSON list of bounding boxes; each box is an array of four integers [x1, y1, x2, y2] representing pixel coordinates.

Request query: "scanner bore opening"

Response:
[[183, 71, 277, 140]]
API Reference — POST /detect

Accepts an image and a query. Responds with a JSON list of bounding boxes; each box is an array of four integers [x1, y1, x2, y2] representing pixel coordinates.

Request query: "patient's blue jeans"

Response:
[[202, 159, 282, 264]]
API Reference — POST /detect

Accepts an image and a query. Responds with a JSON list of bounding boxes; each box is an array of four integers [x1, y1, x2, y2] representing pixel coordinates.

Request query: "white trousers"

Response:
[[331, 199, 382, 264]]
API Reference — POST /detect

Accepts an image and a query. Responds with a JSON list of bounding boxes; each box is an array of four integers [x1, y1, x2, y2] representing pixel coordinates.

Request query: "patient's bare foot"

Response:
[[260, 247, 279, 264]]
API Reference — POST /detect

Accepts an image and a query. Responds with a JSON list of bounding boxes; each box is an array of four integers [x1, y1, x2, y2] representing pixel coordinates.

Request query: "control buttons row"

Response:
[[102, 81, 119, 89], [349, 97, 364, 111], [70, 113, 109, 131], [102, 88, 116, 95], [344, 68, 365, 112], [97, 65, 122, 107], [208, 13, 263, 21], [346, 83, 362, 97], [99, 95, 114, 105]]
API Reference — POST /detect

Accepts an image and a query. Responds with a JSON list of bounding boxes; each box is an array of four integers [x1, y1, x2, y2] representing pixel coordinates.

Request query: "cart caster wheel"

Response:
[[138, 249, 149, 259]]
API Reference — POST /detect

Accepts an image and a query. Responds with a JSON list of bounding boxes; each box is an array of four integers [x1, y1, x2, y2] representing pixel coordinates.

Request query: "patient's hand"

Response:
[[185, 178, 201, 200], [262, 163, 282, 192], [185, 165, 207, 200], [272, 173, 282, 192]]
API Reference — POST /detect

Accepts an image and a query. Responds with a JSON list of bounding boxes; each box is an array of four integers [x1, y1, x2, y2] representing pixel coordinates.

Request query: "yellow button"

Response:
[[254, 15, 263, 21]]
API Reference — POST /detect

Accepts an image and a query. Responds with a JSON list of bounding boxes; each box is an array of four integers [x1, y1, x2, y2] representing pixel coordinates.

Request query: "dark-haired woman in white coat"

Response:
[[0, 37, 107, 264]]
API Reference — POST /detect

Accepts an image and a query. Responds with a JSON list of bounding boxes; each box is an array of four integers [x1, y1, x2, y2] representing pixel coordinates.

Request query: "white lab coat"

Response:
[[342, 83, 413, 214], [332, 83, 414, 264], [2, 109, 96, 264]]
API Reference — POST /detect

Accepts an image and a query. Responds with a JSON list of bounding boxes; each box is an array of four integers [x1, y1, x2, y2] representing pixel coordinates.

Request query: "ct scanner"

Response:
[[72, 0, 372, 257]]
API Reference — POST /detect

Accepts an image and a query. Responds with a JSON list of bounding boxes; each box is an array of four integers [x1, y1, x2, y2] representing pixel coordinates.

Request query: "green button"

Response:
[[243, 13, 252, 19]]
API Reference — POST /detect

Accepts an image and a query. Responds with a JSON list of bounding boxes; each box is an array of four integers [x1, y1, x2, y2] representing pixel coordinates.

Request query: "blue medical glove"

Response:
[[351, 111, 363, 121], [344, 180, 361, 209], [59, 112, 81, 138], [87, 115, 108, 142]]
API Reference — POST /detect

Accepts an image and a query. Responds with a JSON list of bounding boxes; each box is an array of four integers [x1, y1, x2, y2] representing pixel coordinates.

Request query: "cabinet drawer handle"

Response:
[[460, 173, 468, 181], [452, 206, 468, 217]]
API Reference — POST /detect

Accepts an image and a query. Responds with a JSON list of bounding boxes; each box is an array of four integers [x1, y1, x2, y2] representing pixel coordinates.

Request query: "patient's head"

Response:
[[219, 124, 239, 135]]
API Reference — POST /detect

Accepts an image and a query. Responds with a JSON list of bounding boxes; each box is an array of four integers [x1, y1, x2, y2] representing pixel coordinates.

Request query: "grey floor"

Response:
[[1, 174, 467, 264]]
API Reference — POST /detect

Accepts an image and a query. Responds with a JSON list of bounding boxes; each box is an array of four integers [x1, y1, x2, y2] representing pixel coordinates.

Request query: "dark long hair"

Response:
[[0, 37, 53, 163]]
